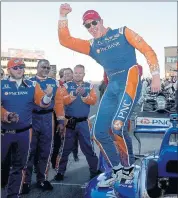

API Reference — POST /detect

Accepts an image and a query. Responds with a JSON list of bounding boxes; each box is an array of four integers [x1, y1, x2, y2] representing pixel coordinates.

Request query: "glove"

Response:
[[76, 86, 88, 97]]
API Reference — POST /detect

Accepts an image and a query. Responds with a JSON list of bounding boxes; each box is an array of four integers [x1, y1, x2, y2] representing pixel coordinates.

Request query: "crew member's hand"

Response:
[[57, 124, 65, 137], [2, 112, 19, 123], [8, 112, 19, 123], [60, 3, 72, 17], [151, 74, 161, 93], [70, 91, 77, 100], [76, 86, 87, 97], [44, 85, 53, 97]]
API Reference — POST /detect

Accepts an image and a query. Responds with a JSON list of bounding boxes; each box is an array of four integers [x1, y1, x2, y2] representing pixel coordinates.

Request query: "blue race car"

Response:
[[85, 114, 178, 198]]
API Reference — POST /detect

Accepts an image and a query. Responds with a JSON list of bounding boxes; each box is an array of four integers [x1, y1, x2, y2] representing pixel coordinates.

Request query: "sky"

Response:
[[1, 2, 177, 81]]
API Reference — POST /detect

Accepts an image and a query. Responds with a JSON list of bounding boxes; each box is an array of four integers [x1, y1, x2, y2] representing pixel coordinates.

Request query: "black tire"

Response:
[[146, 159, 161, 198]]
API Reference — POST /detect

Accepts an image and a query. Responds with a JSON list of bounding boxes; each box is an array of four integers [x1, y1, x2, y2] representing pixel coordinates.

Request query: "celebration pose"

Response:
[[58, 3, 161, 187]]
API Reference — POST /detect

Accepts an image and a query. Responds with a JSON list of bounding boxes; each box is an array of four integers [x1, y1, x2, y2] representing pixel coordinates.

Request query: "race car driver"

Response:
[[58, 3, 161, 187], [1, 58, 53, 198]]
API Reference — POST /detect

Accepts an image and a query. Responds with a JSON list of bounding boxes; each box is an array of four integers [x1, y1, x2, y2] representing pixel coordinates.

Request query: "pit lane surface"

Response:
[[1, 85, 168, 198]]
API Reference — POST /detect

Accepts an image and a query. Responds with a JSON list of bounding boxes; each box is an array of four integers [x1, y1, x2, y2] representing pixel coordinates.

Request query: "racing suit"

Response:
[[56, 81, 98, 176], [1, 78, 51, 198], [58, 21, 159, 169], [24, 76, 64, 184]]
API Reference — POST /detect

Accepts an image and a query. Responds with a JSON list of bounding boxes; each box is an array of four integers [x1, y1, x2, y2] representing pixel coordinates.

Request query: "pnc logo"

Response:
[[140, 118, 150, 124], [99, 41, 120, 53], [4, 91, 28, 96], [117, 100, 132, 120]]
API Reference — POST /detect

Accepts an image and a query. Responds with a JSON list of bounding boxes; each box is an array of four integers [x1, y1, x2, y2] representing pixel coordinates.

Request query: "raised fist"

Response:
[[44, 85, 53, 97], [60, 3, 72, 17]]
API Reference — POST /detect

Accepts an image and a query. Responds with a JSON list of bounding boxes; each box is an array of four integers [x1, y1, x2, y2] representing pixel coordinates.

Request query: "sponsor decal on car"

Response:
[[136, 117, 171, 127]]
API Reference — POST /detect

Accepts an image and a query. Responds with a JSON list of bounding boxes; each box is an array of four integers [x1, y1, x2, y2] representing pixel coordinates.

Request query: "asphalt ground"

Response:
[[1, 85, 170, 198], [1, 135, 164, 198]]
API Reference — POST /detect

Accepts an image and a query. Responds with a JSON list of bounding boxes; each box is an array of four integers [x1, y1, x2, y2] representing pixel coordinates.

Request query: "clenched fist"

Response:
[[44, 85, 53, 97], [60, 3, 72, 17], [151, 74, 161, 93]]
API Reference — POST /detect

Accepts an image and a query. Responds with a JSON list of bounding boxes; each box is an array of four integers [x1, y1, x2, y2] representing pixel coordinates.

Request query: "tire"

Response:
[[146, 159, 161, 198]]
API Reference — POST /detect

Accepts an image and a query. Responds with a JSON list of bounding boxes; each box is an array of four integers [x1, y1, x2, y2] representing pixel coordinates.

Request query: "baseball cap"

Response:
[[82, 10, 101, 24], [7, 58, 25, 69]]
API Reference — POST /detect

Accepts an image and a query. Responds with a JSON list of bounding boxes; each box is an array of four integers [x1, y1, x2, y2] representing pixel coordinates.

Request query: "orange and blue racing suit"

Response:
[[58, 21, 159, 168], [1, 78, 53, 197], [56, 81, 98, 176], [24, 76, 64, 185]]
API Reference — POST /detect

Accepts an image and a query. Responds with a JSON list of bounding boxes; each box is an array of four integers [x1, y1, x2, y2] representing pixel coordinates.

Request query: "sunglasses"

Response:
[[12, 65, 25, 70], [84, 20, 99, 29], [41, 66, 51, 70]]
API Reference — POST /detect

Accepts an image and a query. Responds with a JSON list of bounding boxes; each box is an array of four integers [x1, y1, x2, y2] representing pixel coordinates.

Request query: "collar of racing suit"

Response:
[[73, 80, 85, 86], [8, 76, 29, 88], [9, 77, 22, 88], [35, 75, 48, 80]]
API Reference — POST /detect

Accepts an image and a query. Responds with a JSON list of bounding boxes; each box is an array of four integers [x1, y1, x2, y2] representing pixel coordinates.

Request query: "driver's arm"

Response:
[[124, 27, 160, 76], [58, 18, 91, 55]]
